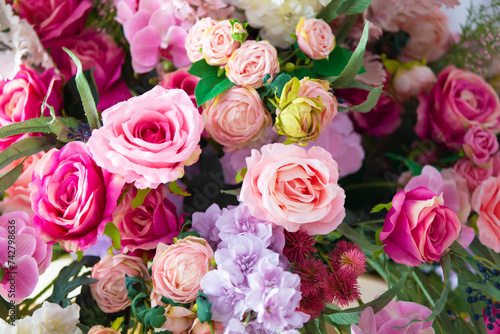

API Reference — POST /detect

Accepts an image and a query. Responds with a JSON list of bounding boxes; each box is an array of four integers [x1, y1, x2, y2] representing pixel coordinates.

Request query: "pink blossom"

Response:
[[356, 52, 387, 87], [453, 158, 495, 192], [185, 18, 217, 63], [296, 17, 335, 60], [472, 175, 500, 252], [161, 67, 200, 110], [202, 20, 240, 66], [463, 126, 499, 168], [392, 64, 437, 100]]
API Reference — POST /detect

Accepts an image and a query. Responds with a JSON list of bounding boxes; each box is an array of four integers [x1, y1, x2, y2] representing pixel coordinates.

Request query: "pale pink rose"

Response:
[[0, 64, 62, 150], [163, 306, 196, 334], [18, 0, 92, 42], [112, 186, 183, 255], [29, 141, 125, 252], [191, 319, 225, 334], [225, 40, 279, 89], [87, 86, 204, 189], [0, 211, 52, 304], [202, 20, 239, 66], [0, 152, 44, 214], [185, 18, 217, 63], [463, 126, 499, 168], [88, 326, 120, 334], [453, 158, 494, 192], [90, 254, 150, 313], [152, 236, 214, 303], [397, 7, 451, 63], [202, 86, 272, 151], [380, 187, 461, 266], [161, 67, 201, 111], [472, 175, 500, 252], [298, 78, 338, 130], [392, 64, 437, 100], [240, 143, 346, 235], [296, 17, 335, 60]]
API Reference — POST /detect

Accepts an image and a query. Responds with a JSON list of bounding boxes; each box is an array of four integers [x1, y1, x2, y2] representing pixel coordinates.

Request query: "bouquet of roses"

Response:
[[2, 0, 500, 333]]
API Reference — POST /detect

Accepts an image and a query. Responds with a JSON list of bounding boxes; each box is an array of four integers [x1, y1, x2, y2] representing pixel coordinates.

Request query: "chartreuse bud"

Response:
[[230, 19, 249, 43]]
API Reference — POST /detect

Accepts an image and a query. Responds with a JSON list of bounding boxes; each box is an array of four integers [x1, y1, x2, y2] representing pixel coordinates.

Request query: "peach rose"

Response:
[[472, 175, 500, 252], [163, 306, 196, 334], [392, 64, 437, 100], [191, 319, 225, 334], [88, 326, 119, 334], [225, 40, 279, 89], [453, 158, 494, 192], [298, 78, 338, 130], [185, 18, 217, 63], [90, 254, 150, 313], [152, 236, 214, 304], [296, 17, 335, 60], [202, 86, 272, 151], [202, 20, 239, 66], [240, 143, 346, 235]]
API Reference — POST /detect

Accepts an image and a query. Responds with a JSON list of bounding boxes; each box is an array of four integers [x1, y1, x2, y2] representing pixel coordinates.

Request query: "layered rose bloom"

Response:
[[87, 86, 204, 189], [152, 236, 214, 304], [185, 18, 217, 63], [380, 187, 461, 266], [88, 326, 120, 334], [161, 67, 200, 111], [453, 158, 497, 192], [203, 86, 272, 151], [29, 141, 125, 252], [225, 40, 279, 88], [462, 126, 499, 168], [18, 0, 92, 42], [45, 28, 131, 110], [90, 254, 150, 313], [0, 64, 62, 150], [112, 186, 183, 255], [472, 175, 500, 252], [416, 66, 500, 149], [240, 143, 346, 235], [296, 17, 335, 60], [0, 211, 52, 303], [202, 20, 239, 66]]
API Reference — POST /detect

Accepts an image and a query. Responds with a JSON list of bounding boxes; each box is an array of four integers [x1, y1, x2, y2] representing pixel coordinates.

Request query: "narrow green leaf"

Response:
[[75, 251, 84, 262], [370, 202, 392, 214], [168, 181, 191, 197], [317, 316, 328, 334], [45, 98, 80, 142], [347, 85, 383, 113], [334, 14, 357, 45], [406, 160, 424, 176], [324, 312, 360, 326], [131, 188, 151, 209], [0, 118, 50, 138], [0, 159, 25, 194], [335, 222, 383, 253], [457, 269, 488, 334], [336, 0, 373, 16], [103, 222, 121, 250], [63, 48, 100, 129], [235, 167, 247, 183], [0, 136, 55, 171], [196, 291, 213, 323], [111, 317, 124, 331]]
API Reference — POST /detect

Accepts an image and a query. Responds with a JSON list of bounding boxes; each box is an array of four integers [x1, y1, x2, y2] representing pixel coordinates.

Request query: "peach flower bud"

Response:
[[152, 236, 214, 304], [88, 326, 120, 334], [296, 17, 335, 60], [202, 20, 239, 66], [225, 40, 279, 89], [185, 18, 217, 63], [392, 64, 436, 100], [191, 319, 225, 334]]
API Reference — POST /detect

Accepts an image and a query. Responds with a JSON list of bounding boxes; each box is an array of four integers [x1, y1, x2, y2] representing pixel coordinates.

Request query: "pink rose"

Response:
[[463, 126, 499, 168], [88, 326, 120, 334], [90, 254, 150, 313], [416, 66, 500, 149], [0, 211, 52, 304], [298, 78, 338, 130], [112, 186, 183, 255], [161, 306, 196, 334], [225, 40, 279, 89], [453, 158, 495, 192], [0, 152, 45, 214], [87, 86, 204, 189], [380, 187, 461, 266], [296, 17, 335, 60], [18, 0, 92, 42], [202, 20, 239, 66], [191, 319, 225, 334], [44, 28, 131, 111], [161, 67, 201, 111], [0, 64, 62, 150], [392, 64, 437, 100], [240, 143, 346, 235], [397, 7, 451, 63], [152, 236, 214, 304], [185, 18, 217, 63], [203, 86, 272, 151], [29, 141, 125, 252], [351, 300, 434, 334], [472, 175, 500, 253]]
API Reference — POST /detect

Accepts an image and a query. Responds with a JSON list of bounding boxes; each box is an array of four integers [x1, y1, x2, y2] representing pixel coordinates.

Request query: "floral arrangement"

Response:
[[2, 0, 500, 333]]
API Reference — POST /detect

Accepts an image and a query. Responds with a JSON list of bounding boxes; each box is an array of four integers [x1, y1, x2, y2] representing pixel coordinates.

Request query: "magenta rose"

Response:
[[87, 86, 204, 189], [416, 65, 500, 149], [29, 141, 125, 252], [463, 126, 499, 168], [161, 67, 200, 111], [0, 64, 62, 150], [380, 187, 461, 266], [112, 186, 183, 255], [45, 28, 131, 110], [18, 0, 92, 42]]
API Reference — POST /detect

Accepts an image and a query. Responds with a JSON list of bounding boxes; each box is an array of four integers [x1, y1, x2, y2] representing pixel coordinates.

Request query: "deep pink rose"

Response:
[[45, 28, 131, 111], [161, 67, 200, 111], [463, 126, 499, 168], [416, 66, 500, 149], [472, 175, 500, 252], [380, 187, 461, 266], [453, 158, 495, 192], [29, 141, 125, 252], [0, 64, 62, 150], [112, 186, 183, 255], [18, 0, 92, 42], [0, 211, 52, 304], [240, 143, 346, 235], [88, 86, 204, 189]]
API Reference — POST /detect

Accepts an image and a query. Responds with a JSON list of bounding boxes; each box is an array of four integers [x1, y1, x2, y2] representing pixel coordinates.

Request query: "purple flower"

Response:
[[191, 203, 223, 249]]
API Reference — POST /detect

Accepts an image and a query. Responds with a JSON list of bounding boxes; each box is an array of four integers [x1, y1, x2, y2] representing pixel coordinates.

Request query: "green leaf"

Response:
[[195, 77, 235, 107], [347, 85, 383, 113], [196, 291, 212, 323], [75, 251, 84, 262], [457, 268, 488, 334], [131, 188, 151, 209], [263, 72, 292, 99], [177, 231, 201, 240], [168, 181, 191, 197], [406, 160, 423, 176], [0, 158, 25, 194], [317, 316, 328, 334], [235, 167, 247, 183], [313, 47, 355, 77], [0, 118, 51, 138], [103, 222, 121, 250], [288, 67, 318, 80], [335, 222, 383, 253], [63, 48, 100, 129], [334, 14, 357, 45], [126, 275, 149, 301], [188, 59, 214, 78], [63, 69, 100, 121], [317, 0, 372, 25], [110, 317, 124, 331], [370, 202, 392, 214], [330, 20, 370, 87], [0, 136, 56, 171], [0, 266, 5, 283], [45, 99, 80, 142], [324, 312, 360, 326]]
